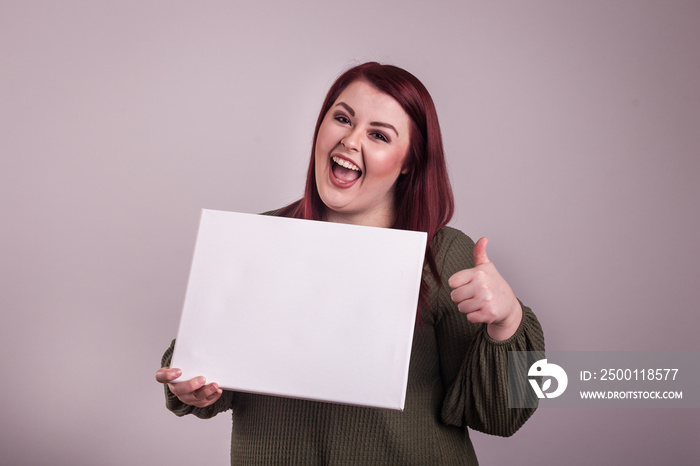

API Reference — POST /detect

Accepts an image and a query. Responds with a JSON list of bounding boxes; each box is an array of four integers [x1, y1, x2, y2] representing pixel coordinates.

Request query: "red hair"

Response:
[[280, 62, 454, 310]]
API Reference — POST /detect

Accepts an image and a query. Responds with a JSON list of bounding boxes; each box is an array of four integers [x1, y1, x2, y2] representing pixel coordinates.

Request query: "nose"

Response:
[[341, 128, 361, 151]]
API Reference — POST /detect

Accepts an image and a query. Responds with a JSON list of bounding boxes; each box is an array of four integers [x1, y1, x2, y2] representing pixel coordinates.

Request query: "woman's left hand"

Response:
[[448, 237, 523, 341]]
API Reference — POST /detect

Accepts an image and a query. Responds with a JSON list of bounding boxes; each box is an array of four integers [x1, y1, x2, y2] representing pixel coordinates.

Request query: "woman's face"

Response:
[[314, 80, 411, 227]]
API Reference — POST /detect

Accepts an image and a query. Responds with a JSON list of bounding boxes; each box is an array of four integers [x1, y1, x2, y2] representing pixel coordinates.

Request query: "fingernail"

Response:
[[198, 376, 206, 385]]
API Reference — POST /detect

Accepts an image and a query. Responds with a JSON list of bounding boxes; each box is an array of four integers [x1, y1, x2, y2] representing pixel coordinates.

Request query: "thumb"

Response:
[[473, 237, 490, 266]]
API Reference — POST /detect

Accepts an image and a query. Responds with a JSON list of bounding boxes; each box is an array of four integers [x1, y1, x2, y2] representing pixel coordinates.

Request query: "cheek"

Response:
[[316, 119, 339, 152], [369, 148, 408, 180], [314, 127, 331, 165]]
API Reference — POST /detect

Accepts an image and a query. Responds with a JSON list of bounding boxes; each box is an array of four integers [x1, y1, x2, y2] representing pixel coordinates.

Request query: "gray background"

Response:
[[2, 1, 698, 464]]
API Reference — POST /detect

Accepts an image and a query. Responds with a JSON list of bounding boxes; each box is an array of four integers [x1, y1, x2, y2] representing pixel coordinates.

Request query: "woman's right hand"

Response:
[[155, 367, 223, 408]]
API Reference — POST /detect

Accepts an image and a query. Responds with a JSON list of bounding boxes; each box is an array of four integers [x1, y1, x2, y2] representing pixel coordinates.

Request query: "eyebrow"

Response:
[[335, 102, 355, 117], [370, 121, 399, 137], [334, 102, 400, 137]]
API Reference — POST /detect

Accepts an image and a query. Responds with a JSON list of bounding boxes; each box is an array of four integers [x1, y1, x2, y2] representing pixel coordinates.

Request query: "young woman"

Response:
[[156, 62, 544, 464]]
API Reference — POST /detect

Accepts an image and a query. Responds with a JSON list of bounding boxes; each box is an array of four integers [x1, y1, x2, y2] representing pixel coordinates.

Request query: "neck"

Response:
[[325, 208, 395, 228]]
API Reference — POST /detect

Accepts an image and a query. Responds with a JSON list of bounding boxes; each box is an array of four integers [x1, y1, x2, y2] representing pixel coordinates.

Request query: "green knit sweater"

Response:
[[161, 225, 545, 465]]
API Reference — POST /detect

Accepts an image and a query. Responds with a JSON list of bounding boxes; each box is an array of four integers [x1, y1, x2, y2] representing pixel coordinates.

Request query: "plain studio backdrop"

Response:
[[1, 1, 698, 465]]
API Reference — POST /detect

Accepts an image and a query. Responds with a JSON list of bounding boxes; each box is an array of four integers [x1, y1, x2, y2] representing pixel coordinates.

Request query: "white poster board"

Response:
[[170, 209, 427, 410]]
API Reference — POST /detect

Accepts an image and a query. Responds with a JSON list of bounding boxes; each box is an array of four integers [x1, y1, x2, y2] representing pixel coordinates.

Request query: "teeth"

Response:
[[332, 156, 360, 171]]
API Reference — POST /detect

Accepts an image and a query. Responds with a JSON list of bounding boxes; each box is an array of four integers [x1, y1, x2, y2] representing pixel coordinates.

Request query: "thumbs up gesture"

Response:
[[448, 237, 523, 341]]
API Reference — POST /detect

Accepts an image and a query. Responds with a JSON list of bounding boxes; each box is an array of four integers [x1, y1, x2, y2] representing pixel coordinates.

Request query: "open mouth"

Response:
[[331, 155, 362, 184]]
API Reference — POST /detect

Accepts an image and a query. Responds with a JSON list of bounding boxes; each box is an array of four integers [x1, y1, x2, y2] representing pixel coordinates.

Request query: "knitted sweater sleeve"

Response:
[[160, 339, 234, 419], [432, 228, 545, 437]]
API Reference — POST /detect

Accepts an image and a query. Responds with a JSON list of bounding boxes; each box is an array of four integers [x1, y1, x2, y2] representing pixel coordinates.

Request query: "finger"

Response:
[[473, 237, 490, 266], [195, 391, 223, 406], [202, 383, 222, 400], [193, 383, 220, 401], [168, 376, 207, 398], [155, 367, 182, 384], [455, 293, 485, 314], [464, 309, 491, 324], [180, 383, 222, 406], [204, 389, 224, 404], [450, 282, 476, 304], [448, 269, 474, 289]]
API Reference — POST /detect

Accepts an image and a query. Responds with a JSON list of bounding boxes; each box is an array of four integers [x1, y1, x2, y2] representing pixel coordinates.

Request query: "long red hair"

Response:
[[280, 62, 454, 309]]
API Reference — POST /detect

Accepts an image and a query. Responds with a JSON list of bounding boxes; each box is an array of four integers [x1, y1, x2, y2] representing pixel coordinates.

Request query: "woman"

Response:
[[156, 62, 544, 464]]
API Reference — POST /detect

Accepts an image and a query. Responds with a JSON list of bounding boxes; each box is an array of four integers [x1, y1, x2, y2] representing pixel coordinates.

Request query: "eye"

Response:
[[371, 132, 389, 143], [334, 113, 351, 125]]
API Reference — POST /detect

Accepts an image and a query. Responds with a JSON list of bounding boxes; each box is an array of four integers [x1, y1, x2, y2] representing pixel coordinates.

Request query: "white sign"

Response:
[[170, 209, 427, 410]]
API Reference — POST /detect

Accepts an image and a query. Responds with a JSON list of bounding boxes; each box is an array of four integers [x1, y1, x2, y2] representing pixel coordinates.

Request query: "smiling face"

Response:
[[314, 80, 412, 228]]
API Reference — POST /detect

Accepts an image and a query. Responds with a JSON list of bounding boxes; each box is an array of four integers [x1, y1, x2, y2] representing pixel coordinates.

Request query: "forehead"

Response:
[[333, 81, 410, 128]]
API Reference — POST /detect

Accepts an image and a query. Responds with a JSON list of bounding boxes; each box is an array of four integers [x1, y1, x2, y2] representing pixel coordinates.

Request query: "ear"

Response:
[[400, 155, 412, 175], [400, 143, 415, 175]]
